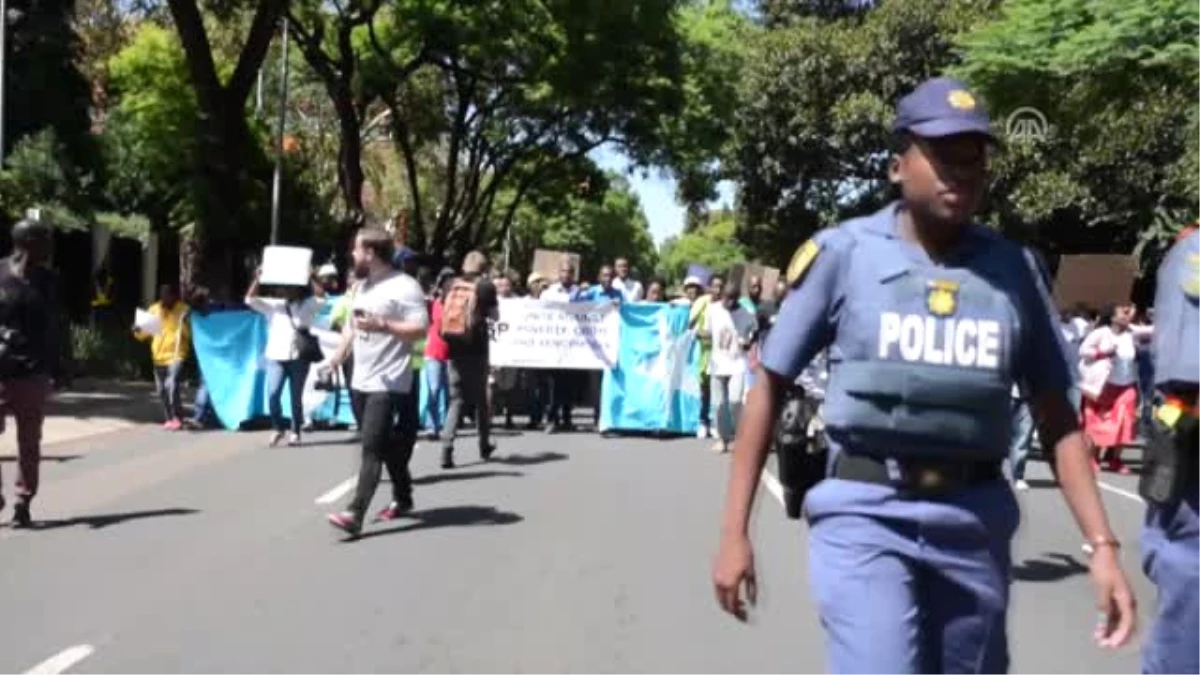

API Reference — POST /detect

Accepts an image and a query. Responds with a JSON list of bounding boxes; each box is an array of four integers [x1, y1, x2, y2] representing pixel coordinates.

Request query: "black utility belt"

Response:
[[833, 453, 1002, 495]]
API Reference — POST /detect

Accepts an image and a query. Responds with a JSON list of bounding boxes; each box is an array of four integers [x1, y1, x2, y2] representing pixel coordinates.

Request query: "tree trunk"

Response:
[[333, 88, 366, 232]]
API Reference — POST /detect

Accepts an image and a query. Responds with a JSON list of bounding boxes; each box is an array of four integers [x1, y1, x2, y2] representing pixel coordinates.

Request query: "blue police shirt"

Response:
[[581, 285, 623, 304], [761, 202, 1073, 459], [1153, 230, 1199, 391]]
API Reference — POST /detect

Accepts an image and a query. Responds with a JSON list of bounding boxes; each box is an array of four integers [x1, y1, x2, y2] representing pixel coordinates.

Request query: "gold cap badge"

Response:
[[948, 90, 976, 111]]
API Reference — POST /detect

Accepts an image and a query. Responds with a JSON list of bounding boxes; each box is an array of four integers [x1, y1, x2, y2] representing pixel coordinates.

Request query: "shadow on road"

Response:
[[27, 507, 200, 531], [412, 470, 524, 486], [0, 454, 82, 463], [1026, 478, 1059, 490], [349, 505, 523, 542], [492, 451, 568, 467], [1013, 552, 1088, 583]]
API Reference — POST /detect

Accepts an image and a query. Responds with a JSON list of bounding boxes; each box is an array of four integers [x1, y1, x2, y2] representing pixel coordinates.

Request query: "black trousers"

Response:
[[347, 389, 418, 515], [549, 370, 578, 427]]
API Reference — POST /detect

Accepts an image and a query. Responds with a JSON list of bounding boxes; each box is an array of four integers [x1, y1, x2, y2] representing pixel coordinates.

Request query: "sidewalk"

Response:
[[0, 379, 169, 454]]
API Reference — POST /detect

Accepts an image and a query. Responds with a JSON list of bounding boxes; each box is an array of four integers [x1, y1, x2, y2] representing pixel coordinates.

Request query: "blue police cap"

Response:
[[891, 77, 995, 141]]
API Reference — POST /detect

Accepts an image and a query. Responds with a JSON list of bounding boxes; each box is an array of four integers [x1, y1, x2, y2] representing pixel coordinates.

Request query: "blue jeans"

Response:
[[191, 379, 213, 426], [1009, 398, 1035, 481], [153, 361, 185, 421], [424, 358, 448, 433], [266, 359, 308, 433]]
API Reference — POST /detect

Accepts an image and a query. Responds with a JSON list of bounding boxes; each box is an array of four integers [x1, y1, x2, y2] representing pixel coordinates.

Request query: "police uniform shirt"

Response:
[[1153, 229, 1199, 391], [760, 202, 1073, 457]]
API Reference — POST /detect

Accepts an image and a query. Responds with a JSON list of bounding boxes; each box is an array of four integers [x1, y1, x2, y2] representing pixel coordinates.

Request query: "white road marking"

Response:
[[25, 645, 94, 675], [1097, 480, 1144, 504], [760, 470, 785, 505], [315, 476, 357, 505]]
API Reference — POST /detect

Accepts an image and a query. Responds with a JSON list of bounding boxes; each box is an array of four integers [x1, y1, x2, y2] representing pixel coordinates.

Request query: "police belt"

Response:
[[833, 453, 1002, 494]]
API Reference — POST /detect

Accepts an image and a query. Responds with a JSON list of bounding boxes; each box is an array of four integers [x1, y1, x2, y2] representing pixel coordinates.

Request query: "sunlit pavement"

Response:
[[0, 421, 1151, 673]]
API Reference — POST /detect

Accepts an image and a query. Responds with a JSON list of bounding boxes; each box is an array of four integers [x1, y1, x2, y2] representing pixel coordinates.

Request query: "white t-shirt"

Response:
[[615, 277, 643, 302], [351, 272, 428, 393], [541, 282, 576, 303], [705, 303, 757, 377], [1081, 326, 1139, 386], [246, 296, 324, 362]]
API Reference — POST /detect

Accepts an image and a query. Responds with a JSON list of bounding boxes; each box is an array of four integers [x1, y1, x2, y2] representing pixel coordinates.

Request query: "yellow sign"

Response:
[[948, 90, 976, 111], [926, 280, 959, 317], [785, 239, 822, 286]]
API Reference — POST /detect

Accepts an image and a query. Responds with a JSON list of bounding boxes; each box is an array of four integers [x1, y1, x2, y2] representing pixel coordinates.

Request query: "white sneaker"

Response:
[[711, 441, 729, 454], [696, 425, 710, 439], [1014, 479, 1030, 491]]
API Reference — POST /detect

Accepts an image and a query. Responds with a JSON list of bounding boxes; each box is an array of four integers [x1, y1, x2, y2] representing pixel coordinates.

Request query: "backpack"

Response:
[[440, 277, 478, 339]]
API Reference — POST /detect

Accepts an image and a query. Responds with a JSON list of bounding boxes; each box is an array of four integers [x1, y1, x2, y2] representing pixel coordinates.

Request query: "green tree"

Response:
[[657, 208, 746, 284], [729, 0, 994, 268], [954, 0, 1199, 259], [3, 0, 94, 171], [507, 173, 658, 281], [361, 0, 687, 265]]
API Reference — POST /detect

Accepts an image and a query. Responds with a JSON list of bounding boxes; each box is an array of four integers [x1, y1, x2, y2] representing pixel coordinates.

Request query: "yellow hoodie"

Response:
[[135, 301, 191, 366]]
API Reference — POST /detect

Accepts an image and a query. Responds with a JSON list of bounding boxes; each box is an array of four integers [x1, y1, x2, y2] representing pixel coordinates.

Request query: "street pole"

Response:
[[269, 16, 290, 245], [0, 0, 8, 168]]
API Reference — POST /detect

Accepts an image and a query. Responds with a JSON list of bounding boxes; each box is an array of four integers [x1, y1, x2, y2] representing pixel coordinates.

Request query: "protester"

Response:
[[316, 264, 340, 295], [705, 286, 756, 453], [613, 257, 643, 301], [674, 276, 703, 306], [490, 271, 520, 429], [439, 250, 499, 468], [244, 270, 326, 447], [582, 265, 623, 428], [323, 229, 428, 537], [738, 276, 762, 315], [542, 260, 582, 433], [421, 268, 454, 439], [690, 274, 725, 440], [1080, 303, 1153, 473], [523, 272, 550, 428], [645, 279, 665, 303], [133, 283, 191, 430], [182, 286, 224, 430], [0, 218, 61, 528]]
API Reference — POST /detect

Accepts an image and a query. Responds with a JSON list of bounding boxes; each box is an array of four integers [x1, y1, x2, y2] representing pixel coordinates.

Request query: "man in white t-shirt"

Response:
[[704, 287, 757, 453], [323, 229, 429, 537], [614, 257, 643, 302]]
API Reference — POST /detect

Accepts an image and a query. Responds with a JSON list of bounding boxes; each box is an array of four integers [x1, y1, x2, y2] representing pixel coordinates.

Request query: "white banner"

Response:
[[490, 298, 620, 370]]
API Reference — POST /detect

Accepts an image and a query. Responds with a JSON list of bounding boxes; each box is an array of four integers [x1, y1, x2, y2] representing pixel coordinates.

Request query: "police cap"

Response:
[[891, 77, 995, 141]]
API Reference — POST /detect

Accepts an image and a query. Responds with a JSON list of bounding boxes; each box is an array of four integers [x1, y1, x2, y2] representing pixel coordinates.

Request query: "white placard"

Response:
[[133, 308, 162, 336], [259, 245, 314, 286], [489, 298, 620, 370]]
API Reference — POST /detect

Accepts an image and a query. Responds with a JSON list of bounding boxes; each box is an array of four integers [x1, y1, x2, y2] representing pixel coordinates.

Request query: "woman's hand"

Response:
[[1089, 545, 1137, 648], [713, 532, 757, 622]]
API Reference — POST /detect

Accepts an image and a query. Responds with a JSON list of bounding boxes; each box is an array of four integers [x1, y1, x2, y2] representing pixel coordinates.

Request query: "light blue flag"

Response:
[[599, 302, 701, 434], [191, 311, 271, 430]]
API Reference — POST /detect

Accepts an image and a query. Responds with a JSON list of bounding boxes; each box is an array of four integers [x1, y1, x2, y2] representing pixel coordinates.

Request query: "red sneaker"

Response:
[[374, 499, 414, 523]]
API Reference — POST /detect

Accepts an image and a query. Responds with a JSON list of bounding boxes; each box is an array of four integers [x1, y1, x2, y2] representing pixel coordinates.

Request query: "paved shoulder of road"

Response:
[[0, 379, 165, 456], [0, 417, 1153, 673]]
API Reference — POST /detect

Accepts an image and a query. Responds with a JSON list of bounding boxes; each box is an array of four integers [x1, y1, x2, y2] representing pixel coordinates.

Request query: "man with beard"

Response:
[[0, 218, 62, 528], [322, 229, 428, 537]]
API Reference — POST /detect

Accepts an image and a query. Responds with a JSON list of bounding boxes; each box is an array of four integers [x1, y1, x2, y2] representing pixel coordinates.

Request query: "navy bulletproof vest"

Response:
[[824, 229, 1020, 460]]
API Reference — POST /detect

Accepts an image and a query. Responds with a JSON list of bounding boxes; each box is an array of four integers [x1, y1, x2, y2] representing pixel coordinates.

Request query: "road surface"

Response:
[[0, 420, 1154, 673]]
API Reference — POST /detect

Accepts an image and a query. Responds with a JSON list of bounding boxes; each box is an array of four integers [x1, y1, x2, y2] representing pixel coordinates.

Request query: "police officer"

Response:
[[712, 77, 1137, 673], [1140, 226, 1198, 674]]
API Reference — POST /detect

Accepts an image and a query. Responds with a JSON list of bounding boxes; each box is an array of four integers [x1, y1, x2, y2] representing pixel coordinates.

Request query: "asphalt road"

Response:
[[0, 419, 1156, 673]]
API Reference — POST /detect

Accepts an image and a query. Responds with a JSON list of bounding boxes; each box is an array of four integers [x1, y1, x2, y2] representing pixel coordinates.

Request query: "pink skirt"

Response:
[[1082, 383, 1138, 447]]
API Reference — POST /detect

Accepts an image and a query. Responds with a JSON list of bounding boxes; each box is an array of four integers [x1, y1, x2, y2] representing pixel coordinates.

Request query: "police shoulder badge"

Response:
[[947, 90, 976, 111], [786, 239, 822, 286], [926, 280, 959, 317], [1181, 252, 1199, 299]]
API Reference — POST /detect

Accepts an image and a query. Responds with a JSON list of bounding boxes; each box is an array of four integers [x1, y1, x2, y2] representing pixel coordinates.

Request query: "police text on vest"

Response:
[[877, 313, 1001, 369]]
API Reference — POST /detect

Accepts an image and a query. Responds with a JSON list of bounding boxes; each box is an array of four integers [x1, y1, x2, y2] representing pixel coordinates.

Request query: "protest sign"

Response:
[[259, 246, 314, 286], [133, 308, 162, 336], [532, 249, 581, 281], [1053, 254, 1137, 310], [490, 299, 620, 370]]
